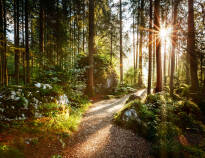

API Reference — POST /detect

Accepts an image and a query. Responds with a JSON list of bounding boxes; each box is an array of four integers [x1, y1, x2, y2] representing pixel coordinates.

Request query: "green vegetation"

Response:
[[114, 91, 205, 158], [0, 145, 24, 158]]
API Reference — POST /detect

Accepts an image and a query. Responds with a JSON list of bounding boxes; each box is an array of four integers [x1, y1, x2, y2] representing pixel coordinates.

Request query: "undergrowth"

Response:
[[114, 90, 205, 158]]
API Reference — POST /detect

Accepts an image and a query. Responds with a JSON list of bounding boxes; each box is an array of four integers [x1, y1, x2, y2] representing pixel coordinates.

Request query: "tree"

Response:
[[14, 0, 20, 84], [138, 0, 144, 86], [187, 0, 199, 90], [0, 0, 7, 86], [154, 0, 162, 92], [39, 0, 45, 68], [148, 0, 152, 94], [88, 0, 95, 96], [170, 0, 179, 95], [133, 15, 136, 84], [120, 0, 123, 83], [25, 0, 30, 84]]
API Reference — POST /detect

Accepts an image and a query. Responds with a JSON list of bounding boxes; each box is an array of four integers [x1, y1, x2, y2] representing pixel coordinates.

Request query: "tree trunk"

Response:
[[14, 0, 20, 84], [25, 0, 30, 84], [148, 0, 152, 95], [120, 0, 123, 83], [154, 0, 162, 92], [3, 0, 7, 86], [88, 0, 95, 96], [40, 0, 45, 68], [188, 0, 199, 90], [138, 0, 144, 86], [133, 15, 136, 84], [110, 32, 112, 65], [0, 0, 4, 86], [135, 13, 139, 81], [170, 1, 179, 95]]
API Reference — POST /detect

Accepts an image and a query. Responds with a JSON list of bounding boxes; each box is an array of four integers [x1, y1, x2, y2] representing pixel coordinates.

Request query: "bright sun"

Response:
[[159, 26, 172, 41]]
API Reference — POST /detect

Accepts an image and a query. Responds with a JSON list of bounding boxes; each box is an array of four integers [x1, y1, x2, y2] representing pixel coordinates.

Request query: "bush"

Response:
[[75, 53, 118, 94], [114, 92, 205, 157]]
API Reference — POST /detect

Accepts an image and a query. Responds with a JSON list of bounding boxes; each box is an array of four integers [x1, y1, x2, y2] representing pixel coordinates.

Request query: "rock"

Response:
[[34, 83, 41, 88], [126, 94, 141, 104], [57, 94, 69, 105], [122, 109, 141, 124]]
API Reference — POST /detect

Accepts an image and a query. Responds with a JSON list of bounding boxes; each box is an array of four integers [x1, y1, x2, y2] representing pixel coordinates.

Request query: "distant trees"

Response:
[[0, 0, 204, 97]]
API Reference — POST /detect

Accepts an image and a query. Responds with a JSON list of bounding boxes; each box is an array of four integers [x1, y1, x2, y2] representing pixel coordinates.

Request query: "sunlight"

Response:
[[159, 26, 172, 41]]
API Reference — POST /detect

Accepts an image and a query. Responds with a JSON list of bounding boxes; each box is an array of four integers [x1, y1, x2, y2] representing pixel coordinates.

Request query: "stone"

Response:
[[126, 94, 141, 104], [122, 109, 141, 124]]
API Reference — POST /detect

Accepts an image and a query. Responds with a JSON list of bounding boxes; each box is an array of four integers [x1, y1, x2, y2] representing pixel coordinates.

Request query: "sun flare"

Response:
[[159, 26, 172, 41]]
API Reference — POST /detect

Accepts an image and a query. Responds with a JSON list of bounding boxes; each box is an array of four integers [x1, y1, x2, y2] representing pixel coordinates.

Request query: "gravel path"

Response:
[[62, 89, 152, 158]]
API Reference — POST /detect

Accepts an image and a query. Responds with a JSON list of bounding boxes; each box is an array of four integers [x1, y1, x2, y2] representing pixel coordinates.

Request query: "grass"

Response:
[[0, 101, 91, 158]]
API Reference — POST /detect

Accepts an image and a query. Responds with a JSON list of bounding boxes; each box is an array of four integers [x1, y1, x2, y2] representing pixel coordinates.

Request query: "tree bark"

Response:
[[40, 0, 45, 68], [170, 1, 179, 95], [88, 0, 95, 96], [138, 0, 144, 86], [14, 0, 20, 84], [25, 0, 30, 84], [120, 0, 123, 83], [148, 0, 152, 95], [154, 0, 162, 92], [188, 0, 199, 90], [133, 15, 136, 84]]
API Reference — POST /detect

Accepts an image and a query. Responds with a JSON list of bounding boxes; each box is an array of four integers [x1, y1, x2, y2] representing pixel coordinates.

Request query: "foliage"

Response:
[[0, 145, 24, 158], [114, 92, 205, 157], [75, 53, 118, 94]]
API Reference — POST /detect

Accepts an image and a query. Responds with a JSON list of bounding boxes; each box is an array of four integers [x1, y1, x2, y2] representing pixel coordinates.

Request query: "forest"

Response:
[[0, 0, 205, 157]]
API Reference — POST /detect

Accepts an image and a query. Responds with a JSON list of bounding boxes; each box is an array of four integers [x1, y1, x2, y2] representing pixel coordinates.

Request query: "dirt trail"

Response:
[[62, 89, 152, 158]]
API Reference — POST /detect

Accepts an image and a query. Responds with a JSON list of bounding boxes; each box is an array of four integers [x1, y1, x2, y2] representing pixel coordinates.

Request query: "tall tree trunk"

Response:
[[40, 0, 45, 68], [133, 15, 136, 84], [82, 0, 85, 53], [186, 53, 190, 84], [120, 0, 123, 83], [170, 1, 179, 95], [0, 0, 4, 86], [154, 0, 162, 92], [153, 33, 156, 83], [138, 0, 144, 86], [135, 13, 139, 80], [88, 0, 95, 96], [14, 0, 20, 84], [110, 32, 113, 65], [148, 0, 152, 95], [3, 0, 7, 86], [188, 0, 199, 90], [21, 0, 26, 84], [25, 0, 30, 84]]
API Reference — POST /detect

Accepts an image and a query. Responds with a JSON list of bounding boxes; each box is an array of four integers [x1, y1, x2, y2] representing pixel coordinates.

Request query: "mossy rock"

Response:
[[125, 94, 141, 104]]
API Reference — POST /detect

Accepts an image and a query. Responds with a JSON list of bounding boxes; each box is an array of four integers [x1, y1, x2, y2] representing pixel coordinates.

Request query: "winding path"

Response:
[[62, 89, 152, 158]]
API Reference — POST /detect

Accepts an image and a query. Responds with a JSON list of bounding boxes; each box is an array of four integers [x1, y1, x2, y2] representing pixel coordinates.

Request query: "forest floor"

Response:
[[0, 89, 153, 158], [60, 89, 153, 158]]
